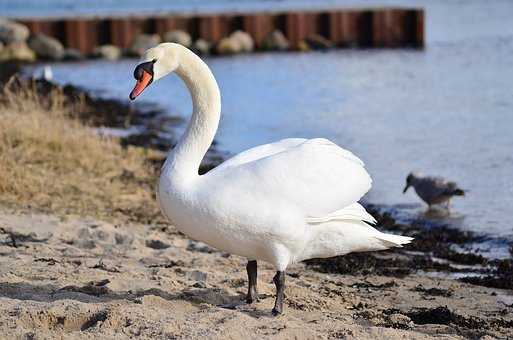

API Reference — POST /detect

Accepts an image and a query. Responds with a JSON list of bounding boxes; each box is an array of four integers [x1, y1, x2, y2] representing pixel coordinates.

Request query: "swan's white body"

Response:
[[140, 43, 412, 272]]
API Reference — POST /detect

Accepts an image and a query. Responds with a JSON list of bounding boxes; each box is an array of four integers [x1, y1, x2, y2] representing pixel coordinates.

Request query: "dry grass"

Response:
[[0, 81, 163, 223]]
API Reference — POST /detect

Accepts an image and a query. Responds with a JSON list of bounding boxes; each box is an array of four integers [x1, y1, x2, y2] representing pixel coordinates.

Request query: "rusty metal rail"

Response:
[[19, 8, 424, 53]]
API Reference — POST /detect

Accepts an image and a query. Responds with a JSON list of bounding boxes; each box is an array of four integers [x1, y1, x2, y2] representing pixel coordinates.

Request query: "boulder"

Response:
[[216, 31, 254, 55], [62, 48, 83, 61], [163, 30, 191, 48], [93, 44, 121, 60], [0, 42, 36, 62], [216, 37, 242, 55], [230, 30, 254, 53], [28, 34, 64, 60], [193, 39, 212, 55], [304, 34, 334, 50], [128, 34, 161, 57], [262, 30, 289, 51], [0, 19, 30, 44]]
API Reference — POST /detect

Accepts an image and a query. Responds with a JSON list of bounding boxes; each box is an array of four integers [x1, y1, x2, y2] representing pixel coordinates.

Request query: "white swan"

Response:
[[129, 43, 413, 315]]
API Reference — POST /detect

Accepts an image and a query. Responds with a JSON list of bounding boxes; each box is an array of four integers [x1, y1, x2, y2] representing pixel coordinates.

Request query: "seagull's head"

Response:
[[403, 172, 416, 193], [129, 43, 180, 100]]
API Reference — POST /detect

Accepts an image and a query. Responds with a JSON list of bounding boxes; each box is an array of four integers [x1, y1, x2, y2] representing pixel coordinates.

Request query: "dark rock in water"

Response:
[[304, 34, 334, 50], [63, 48, 84, 61], [28, 34, 64, 60], [262, 30, 290, 51]]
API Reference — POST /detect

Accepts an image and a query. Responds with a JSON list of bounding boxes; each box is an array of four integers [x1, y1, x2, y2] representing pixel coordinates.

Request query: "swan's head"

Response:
[[129, 43, 180, 100]]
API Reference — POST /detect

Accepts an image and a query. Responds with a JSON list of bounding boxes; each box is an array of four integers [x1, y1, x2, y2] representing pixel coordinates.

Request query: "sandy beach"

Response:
[[0, 208, 512, 339]]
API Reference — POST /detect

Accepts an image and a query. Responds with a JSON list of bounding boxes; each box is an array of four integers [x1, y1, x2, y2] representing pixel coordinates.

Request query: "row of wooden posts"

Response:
[[18, 8, 424, 54]]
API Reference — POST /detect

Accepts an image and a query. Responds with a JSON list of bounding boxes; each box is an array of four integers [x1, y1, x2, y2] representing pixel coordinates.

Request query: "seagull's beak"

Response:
[[402, 184, 410, 194], [129, 70, 153, 100]]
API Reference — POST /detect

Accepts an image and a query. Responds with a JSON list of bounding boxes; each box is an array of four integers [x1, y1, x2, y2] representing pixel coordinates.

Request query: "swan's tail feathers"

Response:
[[299, 203, 414, 262], [375, 233, 414, 249], [306, 203, 377, 225]]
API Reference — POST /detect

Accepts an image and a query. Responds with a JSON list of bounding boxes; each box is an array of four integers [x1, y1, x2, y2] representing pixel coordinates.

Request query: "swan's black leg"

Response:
[[246, 260, 258, 303], [272, 271, 285, 316]]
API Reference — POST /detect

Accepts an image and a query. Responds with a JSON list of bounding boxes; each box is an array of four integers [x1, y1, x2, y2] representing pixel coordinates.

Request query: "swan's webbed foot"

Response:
[[246, 260, 258, 304], [271, 271, 285, 316]]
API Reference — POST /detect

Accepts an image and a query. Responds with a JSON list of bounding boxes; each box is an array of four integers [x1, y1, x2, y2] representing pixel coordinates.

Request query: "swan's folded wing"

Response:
[[306, 203, 377, 225], [211, 138, 372, 217], [212, 138, 307, 173]]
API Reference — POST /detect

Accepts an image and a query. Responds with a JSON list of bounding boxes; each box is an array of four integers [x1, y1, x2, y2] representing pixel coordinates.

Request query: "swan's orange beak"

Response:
[[130, 70, 153, 100]]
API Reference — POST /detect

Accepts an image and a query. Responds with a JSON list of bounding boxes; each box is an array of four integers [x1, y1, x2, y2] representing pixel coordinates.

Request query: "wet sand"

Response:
[[0, 208, 512, 339]]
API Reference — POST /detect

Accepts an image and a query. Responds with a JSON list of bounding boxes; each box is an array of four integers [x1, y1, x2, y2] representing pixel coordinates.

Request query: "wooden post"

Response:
[[415, 10, 424, 47], [243, 14, 274, 47], [65, 20, 96, 53], [22, 20, 54, 36], [285, 13, 309, 48], [373, 9, 407, 47], [198, 16, 227, 43], [329, 11, 360, 47], [110, 18, 136, 48]]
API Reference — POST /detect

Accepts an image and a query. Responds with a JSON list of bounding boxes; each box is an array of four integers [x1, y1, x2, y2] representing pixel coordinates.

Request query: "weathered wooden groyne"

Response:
[[16, 8, 423, 54]]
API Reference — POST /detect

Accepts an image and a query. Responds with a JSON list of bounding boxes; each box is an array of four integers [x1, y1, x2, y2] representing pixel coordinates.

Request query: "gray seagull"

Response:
[[403, 172, 465, 209]]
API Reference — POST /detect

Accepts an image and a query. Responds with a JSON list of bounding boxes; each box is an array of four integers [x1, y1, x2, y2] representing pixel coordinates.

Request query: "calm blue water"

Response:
[[23, 0, 513, 258]]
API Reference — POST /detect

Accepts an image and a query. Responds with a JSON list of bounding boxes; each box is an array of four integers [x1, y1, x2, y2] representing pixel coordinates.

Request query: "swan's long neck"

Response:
[[165, 48, 221, 181]]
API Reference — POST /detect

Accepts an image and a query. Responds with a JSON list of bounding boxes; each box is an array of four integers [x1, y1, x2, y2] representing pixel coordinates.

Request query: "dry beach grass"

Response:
[[0, 82, 162, 223]]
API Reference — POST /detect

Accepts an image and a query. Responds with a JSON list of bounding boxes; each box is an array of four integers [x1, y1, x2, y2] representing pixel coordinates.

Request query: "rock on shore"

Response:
[[28, 34, 65, 60], [128, 34, 161, 57], [0, 18, 30, 44], [163, 30, 192, 48], [0, 41, 36, 62]]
